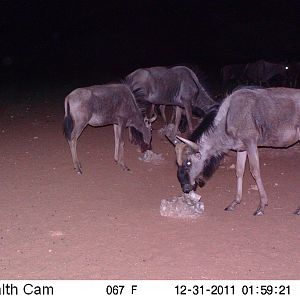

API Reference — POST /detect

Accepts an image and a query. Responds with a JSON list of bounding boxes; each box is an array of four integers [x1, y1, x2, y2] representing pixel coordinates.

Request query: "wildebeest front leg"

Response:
[[170, 106, 176, 123], [247, 144, 268, 215], [184, 104, 193, 134], [173, 106, 183, 138], [113, 124, 130, 171], [225, 151, 247, 211], [159, 105, 167, 124]]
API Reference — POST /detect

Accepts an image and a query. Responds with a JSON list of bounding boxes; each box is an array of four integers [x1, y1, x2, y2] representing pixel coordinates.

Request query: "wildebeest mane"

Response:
[[189, 104, 220, 142], [122, 78, 149, 115], [202, 152, 225, 180], [173, 63, 213, 97], [122, 78, 151, 151]]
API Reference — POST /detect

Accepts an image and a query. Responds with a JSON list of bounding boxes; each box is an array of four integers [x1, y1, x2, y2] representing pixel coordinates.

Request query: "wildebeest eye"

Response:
[[185, 160, 192, 167]]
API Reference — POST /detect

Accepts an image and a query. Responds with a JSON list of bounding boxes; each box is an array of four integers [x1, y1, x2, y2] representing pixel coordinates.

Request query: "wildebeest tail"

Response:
[[63, 100, 73, 141]]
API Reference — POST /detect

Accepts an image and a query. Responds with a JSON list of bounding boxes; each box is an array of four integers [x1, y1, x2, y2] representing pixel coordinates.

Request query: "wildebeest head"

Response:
[[143, 112, 157, 144], [174, 135, 224, 193], [174, 137, 206, 193], [130, 112, 157, 152]]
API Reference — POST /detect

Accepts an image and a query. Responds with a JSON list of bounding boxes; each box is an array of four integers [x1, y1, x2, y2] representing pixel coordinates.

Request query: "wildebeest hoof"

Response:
[[74, 162, 82, 174], [253, 210, 264, 216], [294, 208, 300, 215], [116, 161, 130, 171], [224, 205, 234, 211], [122, 165, 130, 171], [224, 201, 239, 211]]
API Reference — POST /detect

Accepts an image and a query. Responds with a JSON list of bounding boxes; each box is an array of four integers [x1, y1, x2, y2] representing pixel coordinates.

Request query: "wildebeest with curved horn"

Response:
[[125, 66, 216, 138], [63, 83, 156, 174], [174, 87, 300, 216]]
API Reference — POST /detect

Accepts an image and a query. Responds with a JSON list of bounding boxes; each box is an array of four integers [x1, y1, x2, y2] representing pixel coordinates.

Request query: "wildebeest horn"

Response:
[[165, 134, 178, 146], [148, 112, 157, 123], [176, 135, 200, 152]]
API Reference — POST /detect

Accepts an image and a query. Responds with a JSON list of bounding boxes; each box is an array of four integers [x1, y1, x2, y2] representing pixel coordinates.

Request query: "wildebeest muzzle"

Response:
[[177, 166, 196, 193], [177, 165, 205, 193]]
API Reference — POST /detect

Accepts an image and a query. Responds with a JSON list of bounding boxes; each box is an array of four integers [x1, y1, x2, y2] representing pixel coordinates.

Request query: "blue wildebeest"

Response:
[[287, 62, 300, 88], [174, 87, 300, 216], [243, 60, 288, 87], [125, 66, 216, 138], [63, 83, 156, 174], [221, 63, 247, 93]]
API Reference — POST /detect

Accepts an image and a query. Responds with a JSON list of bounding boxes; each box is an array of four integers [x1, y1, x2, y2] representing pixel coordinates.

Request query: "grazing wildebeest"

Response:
[[126, 66, 215, 138], [63, 83, 156, 174], [221, 63, 247, 93], [174, 87, 300, 216], [243, 60, 288, 86]]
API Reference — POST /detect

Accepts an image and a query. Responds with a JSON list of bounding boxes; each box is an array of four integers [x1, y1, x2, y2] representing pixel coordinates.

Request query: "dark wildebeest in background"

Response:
[[174, 87, 300, 216], [125, 66, 216, 138], [287, 62, 300, 88], [221, 63, 246, 93], [63, 83, 156, 174], [243, 60, 288, 87]]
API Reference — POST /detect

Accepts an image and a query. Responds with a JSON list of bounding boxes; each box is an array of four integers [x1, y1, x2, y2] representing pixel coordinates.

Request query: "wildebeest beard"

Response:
[[202, 153, 225, 179], [194, 153, 225, 188]]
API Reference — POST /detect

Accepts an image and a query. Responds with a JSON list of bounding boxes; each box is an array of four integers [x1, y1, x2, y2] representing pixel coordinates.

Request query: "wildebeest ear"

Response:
[[176, 136, 200, 152]]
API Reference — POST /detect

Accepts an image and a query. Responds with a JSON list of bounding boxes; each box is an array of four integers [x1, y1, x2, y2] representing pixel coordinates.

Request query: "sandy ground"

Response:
[[0, 86, 299, 280]]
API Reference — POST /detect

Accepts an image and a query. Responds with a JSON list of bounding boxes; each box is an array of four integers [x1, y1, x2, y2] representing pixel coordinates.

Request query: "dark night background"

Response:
[[1, 0, 300, 93]]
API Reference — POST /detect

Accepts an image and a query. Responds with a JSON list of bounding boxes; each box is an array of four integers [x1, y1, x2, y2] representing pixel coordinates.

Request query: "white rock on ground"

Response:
[[160, 191, 204, 219]]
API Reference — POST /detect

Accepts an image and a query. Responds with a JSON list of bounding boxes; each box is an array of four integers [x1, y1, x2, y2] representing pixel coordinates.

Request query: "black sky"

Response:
[[1, 0, 300, 81]]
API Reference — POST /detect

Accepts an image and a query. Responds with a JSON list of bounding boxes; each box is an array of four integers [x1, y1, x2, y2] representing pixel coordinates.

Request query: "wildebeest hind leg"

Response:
[[69, 139, 82, 174], [225, 151, 247, 211], [247, 144, 268, 215]]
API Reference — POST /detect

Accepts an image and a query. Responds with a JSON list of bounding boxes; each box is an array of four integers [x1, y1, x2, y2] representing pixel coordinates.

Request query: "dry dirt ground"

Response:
[[0, 86, 299, 280]]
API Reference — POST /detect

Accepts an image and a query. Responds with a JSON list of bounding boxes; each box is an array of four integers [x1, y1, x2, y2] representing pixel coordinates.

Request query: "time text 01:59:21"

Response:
[[175, 284, 290, 296]]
